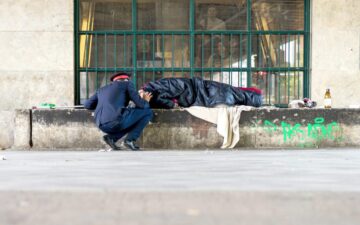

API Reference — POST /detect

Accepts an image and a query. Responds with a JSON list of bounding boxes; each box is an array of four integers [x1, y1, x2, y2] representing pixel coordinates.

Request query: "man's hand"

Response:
[[143, 92, 153, 102], [138, 90, 145, 99], [139, 89, 152, 102]]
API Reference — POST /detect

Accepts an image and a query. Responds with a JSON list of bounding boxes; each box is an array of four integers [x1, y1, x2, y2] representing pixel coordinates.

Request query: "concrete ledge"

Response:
[[31, 109, 106, 149], [28, 108, 360, 149], [30, 109, 222, 149], [142, 110, 222, 149], [13, 109, 31, 149], [251, 108, 350, 148], [0, 110, 14, 149]]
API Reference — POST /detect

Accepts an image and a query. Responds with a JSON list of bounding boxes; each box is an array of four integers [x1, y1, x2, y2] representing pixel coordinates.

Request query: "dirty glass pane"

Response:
[[252, 34, 304, 68], [79, 0, 132, 31], [135, 71, 163, 88], [80, 72, 108, 103], [252, 71, 304, 105], [195, 0, 247, 30], [135, 35, 162, 68], [137, 0, 190, 30], [145, 35, 190, 68], [77, 0, 308, 106], [199, 71, 248, 88], [195, 34, 248, 69], [135, 72, 191, 88], [79, 34, 133, 68], [252, 0, 304, 30]]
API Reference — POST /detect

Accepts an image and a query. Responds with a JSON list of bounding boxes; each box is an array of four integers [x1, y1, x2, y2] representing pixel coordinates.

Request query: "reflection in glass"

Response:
[[137, 0, 189, 30], [136, 72, 191, 88], [210, 71, 248, 88], [252, 0, 304, 31], [136, 71, 163, 89], [252, 71, 303, 105], [195, 0, 247, 30], [136, 35, 162, 68], [154, 35, 190, 68], [195, 34, 248, 68], [80, 0, 132, 31], [80, 72, 108, 103], [79, 34, 133, 68], [252, 34, 304, 68], [198, 6, 226, 30], [78, 0, 307, 105]]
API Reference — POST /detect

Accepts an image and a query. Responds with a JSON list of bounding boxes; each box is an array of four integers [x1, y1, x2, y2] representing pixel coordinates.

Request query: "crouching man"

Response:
[[84, 72, 153, 150]]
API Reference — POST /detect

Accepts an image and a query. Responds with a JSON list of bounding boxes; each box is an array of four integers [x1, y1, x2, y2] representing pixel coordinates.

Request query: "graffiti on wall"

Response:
[[261, 117, 343, 144]]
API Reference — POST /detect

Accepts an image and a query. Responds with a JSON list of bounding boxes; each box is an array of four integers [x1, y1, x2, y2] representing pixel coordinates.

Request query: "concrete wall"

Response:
[[311, 0, 360, 108], [0, 111, 15, 149], [13, 109, 31, 149], [31, 109, 106, 149], [30, 109, 223, 149], [0, 0, 74, 110], [25, 108, 359, 149]]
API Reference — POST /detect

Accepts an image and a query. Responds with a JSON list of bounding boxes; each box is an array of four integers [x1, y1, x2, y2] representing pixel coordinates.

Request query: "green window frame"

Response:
[[75, 0, 310, 107]]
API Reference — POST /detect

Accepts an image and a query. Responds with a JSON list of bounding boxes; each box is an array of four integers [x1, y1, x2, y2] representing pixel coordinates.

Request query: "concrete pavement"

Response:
[[1, 149, 360, 225]]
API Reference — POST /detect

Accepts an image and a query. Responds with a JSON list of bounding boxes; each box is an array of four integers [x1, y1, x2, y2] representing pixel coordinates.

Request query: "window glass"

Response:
[[136, 72, 191, 88], [137, 0, 189, 30], [135, 35, 190, 68], [77, 0, 308, 105], [79, 34, 133, 68], [252, 0, 304, 30], [195, 0, 247, 30], [195, 34, 247, 69], [80, 0, 132, 31], [252, 71, 304, 104], [252, 34, 304, 68], [195, 71, 247, 88], [80, 72, 108, 103]]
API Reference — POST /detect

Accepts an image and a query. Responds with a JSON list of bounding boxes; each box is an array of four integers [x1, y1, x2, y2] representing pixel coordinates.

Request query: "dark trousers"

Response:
[[99, 108, 153, 142]]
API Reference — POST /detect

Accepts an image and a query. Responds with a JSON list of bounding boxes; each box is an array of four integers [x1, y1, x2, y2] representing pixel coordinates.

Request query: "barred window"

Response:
[[76, 0, 309, 106]]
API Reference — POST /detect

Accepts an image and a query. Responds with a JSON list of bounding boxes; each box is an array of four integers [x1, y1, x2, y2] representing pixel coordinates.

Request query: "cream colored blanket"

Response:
[[185, 105, 253, 148]]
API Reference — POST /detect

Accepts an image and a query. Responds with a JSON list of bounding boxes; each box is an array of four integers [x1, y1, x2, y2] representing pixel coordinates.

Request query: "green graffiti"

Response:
[[307, 118, 341, 141], [307, 117, 328, 140], [264, 120, 277, 133], [262, 117, 342, 143], [281, 122, 305, 142]]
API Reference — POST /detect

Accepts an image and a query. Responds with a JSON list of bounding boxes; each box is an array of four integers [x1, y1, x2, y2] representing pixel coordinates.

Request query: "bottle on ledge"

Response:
[[324, 88, 332, 109]]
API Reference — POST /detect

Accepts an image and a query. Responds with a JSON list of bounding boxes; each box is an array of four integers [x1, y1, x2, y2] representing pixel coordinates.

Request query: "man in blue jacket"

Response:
[[84, 72, 153, 150]]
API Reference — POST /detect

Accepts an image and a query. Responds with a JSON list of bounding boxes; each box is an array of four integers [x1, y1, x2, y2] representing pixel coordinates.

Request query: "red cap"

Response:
[[110, 72, 131, 81]]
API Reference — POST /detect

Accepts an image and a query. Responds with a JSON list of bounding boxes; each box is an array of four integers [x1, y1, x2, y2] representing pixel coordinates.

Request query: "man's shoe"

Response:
[[124, 140, 140, 150], [103, 135, 122, 150]]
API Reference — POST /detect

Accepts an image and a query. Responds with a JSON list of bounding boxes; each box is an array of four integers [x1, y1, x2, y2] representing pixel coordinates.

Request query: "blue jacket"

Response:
[[84, 80, 150, 126]]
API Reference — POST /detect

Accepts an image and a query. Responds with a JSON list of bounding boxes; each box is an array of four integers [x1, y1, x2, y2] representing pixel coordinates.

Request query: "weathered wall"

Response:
[[0, 111, 15, 149], [252, 108, 349, 148], [30, 109, 223, 149], [0, 0, 74, 110], [13, 109, 31, 149], [141, 110, 222, 149], [31, 109, 105, 149], [27, 109, 358, 149], [311, 0, 360, 107]]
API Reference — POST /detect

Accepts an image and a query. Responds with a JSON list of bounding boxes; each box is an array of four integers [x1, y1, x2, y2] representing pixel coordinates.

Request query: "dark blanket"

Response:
[[142, 77, 262, 109]]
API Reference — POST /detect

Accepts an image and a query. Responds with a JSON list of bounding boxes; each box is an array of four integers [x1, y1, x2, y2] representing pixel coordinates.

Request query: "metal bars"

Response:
[[75, 0, 309, 106]]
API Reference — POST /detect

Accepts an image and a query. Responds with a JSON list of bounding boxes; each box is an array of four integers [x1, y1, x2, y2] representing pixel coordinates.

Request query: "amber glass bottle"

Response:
[[324, 88, 332, 109]]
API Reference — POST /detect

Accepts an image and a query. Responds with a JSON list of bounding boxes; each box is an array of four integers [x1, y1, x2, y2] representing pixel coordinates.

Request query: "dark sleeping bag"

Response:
[[143, 77, 262, 108]]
